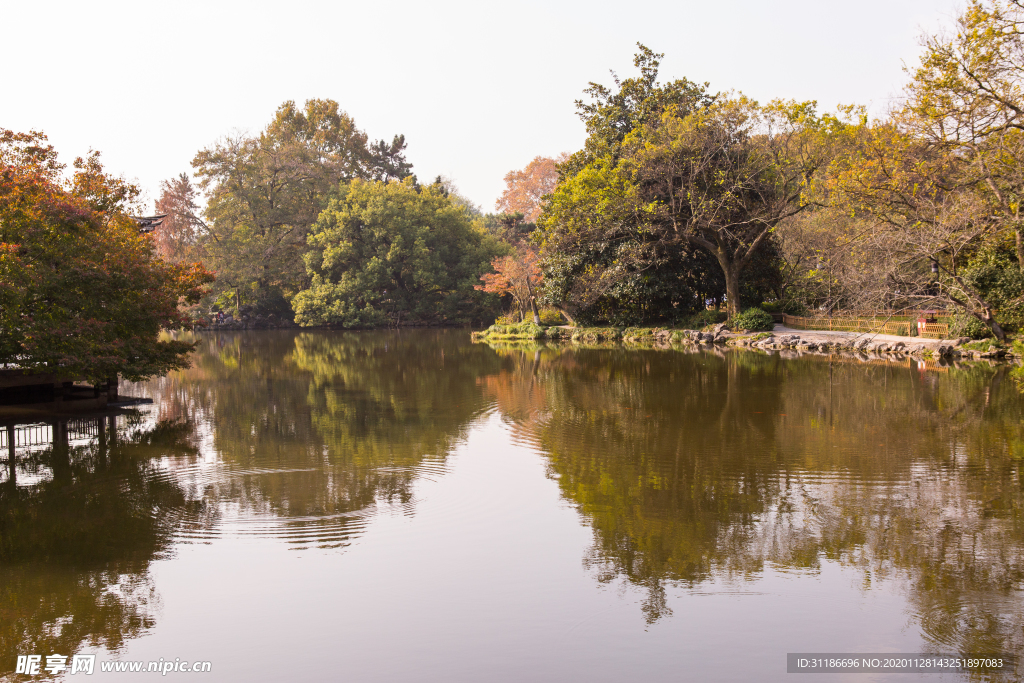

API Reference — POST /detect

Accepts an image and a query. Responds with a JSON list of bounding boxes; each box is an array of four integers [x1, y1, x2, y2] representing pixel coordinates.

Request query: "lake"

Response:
[[2, 330, 1023, 681]]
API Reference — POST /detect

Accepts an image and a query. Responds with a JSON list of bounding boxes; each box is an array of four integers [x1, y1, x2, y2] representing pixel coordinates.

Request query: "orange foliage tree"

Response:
[[495, 154, 567, 222], [475, 247, 542, 323], [0, 129, 214, 381], [153, 173, 207, 263]]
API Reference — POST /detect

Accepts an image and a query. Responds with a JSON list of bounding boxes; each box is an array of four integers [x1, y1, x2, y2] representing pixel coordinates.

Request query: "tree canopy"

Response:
[[191, 99, 412, 315], [495, 155, 565, 222], [0, 130, 212, 381], [292, 178, 504, 327], [768, 0, 1024, 338], [537, 47, 803, 322]]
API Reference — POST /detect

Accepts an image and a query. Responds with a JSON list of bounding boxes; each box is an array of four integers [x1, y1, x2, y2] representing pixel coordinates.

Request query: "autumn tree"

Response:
[[0, 129, 213, 381], [808, 1, 1024, 338], [153, 173, 205, 263], [824, 111, 1021, 338], [495, 155, 566, 222], [906, 0, 1024, 267], [476, 247, 542, 323]]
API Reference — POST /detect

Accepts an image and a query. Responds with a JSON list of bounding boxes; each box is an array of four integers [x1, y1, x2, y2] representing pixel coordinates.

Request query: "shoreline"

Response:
[[472, 323, 1020, 362]]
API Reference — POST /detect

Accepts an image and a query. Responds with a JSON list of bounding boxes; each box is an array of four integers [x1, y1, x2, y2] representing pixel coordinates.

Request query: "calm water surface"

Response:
[[2, 330, 1024, 682]]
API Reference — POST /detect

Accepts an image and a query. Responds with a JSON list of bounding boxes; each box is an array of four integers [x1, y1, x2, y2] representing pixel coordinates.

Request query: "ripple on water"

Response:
[[143, 456, 457, 550]]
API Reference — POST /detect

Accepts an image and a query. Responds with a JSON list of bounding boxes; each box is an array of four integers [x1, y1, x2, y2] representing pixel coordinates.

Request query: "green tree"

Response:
[[0, 130, 212, 381], [292, 178, 504, 327], [539, 50, 806, 322], [625, 97, 826, 318], [191, 99, 411, 316]]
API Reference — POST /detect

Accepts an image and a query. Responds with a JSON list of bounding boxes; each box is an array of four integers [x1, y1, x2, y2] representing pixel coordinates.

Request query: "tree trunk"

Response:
[[553, 304, 577, 327], [978, 309, 1006, 341], [724, 266, 741, 319], [525, 276, 541, 325]]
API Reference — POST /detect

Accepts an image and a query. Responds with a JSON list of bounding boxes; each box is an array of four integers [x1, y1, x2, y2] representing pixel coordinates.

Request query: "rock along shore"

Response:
[[471, 322, 1019, 361]]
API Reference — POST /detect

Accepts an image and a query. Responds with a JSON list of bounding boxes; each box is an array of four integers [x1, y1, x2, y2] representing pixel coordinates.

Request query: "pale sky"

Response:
[[2, 0, 955, 213]]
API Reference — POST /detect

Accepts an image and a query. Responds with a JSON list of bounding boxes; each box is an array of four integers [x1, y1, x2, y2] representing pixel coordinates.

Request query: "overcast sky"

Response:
[[2, 0, 956, 212]]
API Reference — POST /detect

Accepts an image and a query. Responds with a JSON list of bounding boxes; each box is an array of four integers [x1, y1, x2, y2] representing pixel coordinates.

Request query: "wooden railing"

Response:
[[781, 314, 951, 339]]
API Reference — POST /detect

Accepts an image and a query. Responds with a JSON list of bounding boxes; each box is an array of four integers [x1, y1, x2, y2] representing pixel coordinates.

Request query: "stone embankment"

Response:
[[472, 322, 1019, 361], [693, 324, 1013, 359]]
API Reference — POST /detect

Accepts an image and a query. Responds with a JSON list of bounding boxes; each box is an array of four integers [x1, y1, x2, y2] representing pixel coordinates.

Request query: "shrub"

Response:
[[950, 312, 993, 340], [759, 300, 806, 315], [539, 308, 565, 326], [622, 327, 658, 343], [570, 327, 622, 342], [730, 307, 775, 331], [483, 322, 545, 339]]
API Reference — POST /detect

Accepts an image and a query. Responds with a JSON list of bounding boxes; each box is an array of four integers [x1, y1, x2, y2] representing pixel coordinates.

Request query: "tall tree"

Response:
[[906, 0, 1024, 268], [367, 134, 414, 182], [192, 99, 412, 315], [538, 48, 811, 320], [153, 173, 205, 263], [628, 97, 827, 318]]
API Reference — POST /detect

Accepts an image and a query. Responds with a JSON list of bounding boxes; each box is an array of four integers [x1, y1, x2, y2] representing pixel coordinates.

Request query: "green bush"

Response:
[[622, 327, 659, 343], [539, 308, 565, 326], [759, 300, 806, 315], [483, 322, 545, 339], [950, 312, 993, 340], [570, 327, 622, 342], [730, 307, 775, 331]]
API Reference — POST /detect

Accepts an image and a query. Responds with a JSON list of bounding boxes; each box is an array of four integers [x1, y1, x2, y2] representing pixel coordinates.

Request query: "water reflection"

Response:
[[139, 330, 501, 546], [3, 332, 1023, 681], [0, 414, 205, 670], [483, 345, 1024, 663]]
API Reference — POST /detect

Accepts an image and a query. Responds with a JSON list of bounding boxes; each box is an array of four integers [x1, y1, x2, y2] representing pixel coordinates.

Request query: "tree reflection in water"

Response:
[[0, 414, 208, 668], [142, 330, 501, 542], [3, 329, 503, 672], [5, 332, 1022, 680], [481, 344, 1024, 664]]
